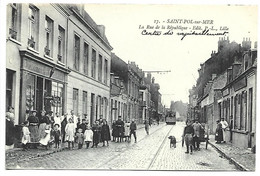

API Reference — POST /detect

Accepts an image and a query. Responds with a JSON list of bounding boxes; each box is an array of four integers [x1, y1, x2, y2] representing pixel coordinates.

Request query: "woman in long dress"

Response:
[[101, 120, 111, 146], [215, 120, 223, 144], [27, 110, 40, 143], [38, 110, 49, 139]]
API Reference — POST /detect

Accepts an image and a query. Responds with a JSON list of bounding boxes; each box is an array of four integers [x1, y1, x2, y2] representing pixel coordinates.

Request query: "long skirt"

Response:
[[184, 134, 193, 147], [38, 123, 47, 139], [29, 126, 39, 142]]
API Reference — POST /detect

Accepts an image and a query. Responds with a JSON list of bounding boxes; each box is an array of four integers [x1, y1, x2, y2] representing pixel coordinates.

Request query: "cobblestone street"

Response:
[[7, 122, 238, 171]]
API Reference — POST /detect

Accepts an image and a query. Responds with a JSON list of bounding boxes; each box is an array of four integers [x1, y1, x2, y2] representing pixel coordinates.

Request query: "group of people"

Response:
[[111, 117, 137, 143], [18, 109, 140, 151], [215, 118, 229, 144], [182, 117, 229, 154], [182, 119, 205, 154]]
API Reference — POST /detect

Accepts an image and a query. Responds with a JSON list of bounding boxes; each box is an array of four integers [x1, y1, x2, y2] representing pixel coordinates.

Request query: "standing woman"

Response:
[[38, 110, 49, 139], [111, 120, 117, 142], [101, 120, 111, 147], [144, 119, 150, 135], [6, 112, 15, 150], [215, 120, 223, 144], [27, 110, 40, 146]]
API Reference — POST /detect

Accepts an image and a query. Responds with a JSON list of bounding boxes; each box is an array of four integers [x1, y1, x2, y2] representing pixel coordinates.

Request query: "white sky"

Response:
[[84, 3, 257, 107]]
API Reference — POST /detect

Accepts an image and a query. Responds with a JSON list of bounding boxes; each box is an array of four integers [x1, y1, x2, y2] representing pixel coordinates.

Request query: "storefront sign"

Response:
[[234, 77, 247, 91]]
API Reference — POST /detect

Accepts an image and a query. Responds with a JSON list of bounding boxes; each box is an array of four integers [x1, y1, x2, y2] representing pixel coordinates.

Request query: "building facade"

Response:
[[65, 4, 112, 125], [6, 3, 70, 124]]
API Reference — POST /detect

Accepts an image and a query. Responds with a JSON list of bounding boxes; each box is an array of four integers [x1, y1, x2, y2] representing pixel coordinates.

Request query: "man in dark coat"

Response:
[[92, 120, 101, 148], [130, 120, 137, 143], [116, 117, 124, 142], [101, 120, 111, 146], [111, 120, 117, 142]]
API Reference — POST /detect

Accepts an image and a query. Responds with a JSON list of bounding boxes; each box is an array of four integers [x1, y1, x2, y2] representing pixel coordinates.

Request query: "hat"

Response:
[[54, 123, 60, 127]]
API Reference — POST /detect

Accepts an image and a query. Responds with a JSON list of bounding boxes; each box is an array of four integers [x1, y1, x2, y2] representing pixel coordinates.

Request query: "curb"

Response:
[[208, 141, 249, 171]]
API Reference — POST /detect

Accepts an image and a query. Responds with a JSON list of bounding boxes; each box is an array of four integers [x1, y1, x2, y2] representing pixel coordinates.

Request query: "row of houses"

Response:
[[188, 37, 257, 149], [6, 3, 164, 126]]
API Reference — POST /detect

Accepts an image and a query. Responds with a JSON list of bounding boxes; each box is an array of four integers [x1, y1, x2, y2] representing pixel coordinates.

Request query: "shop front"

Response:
[[19, 50, 69, 123]]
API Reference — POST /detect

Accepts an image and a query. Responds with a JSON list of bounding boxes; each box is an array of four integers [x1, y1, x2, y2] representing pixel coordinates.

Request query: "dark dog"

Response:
[[168, 136, 176, 148]]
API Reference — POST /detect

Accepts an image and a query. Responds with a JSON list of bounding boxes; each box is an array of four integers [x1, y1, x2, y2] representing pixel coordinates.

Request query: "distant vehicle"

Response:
[[165, 111, 176, 125]]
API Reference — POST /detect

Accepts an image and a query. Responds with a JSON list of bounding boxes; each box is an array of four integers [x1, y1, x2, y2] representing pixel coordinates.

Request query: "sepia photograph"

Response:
[[1, 0, 258, 173]]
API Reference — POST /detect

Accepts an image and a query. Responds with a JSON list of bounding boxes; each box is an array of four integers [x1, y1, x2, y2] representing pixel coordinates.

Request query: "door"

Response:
[[248, 88, 253, 148]]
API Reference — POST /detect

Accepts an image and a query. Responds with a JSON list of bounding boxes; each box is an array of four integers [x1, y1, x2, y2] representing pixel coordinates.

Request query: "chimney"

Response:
[[97, 25, 105, 38]]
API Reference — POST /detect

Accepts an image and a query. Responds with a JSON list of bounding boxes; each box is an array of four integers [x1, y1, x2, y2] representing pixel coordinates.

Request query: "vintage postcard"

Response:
[[2, 0, 258, 173]]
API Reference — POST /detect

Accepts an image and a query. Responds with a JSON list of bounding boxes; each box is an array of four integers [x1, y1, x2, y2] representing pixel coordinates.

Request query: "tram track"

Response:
[[97, 124, 168, 169], [147, 125, 174, 170]]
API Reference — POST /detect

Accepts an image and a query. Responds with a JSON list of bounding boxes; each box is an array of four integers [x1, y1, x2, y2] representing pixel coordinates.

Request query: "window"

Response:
[[6, 70, 14, 111], [74, 35, 80, 70], [104, 59, 108, 84], [9, 3, 18, 40], [83, 91, 88, 116], [83, 43, 89, 75], [98, 54, 103, 82], [91, 49, 96, 78], [58, 26, 65, 62], [28, 5, 38, 49], [51, 82, 64, 115], [45, 16, 53, 56], [73, 88, 79, 115]]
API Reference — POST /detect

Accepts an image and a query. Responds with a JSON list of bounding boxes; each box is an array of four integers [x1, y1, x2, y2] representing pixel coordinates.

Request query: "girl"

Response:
[[65, 118, 75, 149], [21, 121, 30, 151], [84, 125, 93, 149], [39, 124, 51, 149], [124, 121, 130, 142]]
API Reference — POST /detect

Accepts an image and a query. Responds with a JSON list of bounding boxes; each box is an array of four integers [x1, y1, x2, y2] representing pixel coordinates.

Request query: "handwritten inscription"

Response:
[[139, 19, 229, 40]]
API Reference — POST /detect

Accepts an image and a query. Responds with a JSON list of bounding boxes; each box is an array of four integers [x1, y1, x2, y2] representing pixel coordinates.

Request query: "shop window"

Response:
[[25, 74, 36, 111], [58, 26, 65, 62], [51, 82, 64, 115]]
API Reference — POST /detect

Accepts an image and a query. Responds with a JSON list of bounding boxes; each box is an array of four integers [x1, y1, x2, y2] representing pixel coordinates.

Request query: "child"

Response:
[[75, 128, 84, 149], [53, 124, 61, 148], [84, 125, 93, 149], [65, 118, 75, 149], [124, 121, 130, 142], [21, 121, 30, 151], [39, 124, 51, 150]]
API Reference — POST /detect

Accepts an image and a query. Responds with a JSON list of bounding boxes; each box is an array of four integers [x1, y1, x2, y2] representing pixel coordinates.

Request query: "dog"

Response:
[[168, 136, 177, 148]]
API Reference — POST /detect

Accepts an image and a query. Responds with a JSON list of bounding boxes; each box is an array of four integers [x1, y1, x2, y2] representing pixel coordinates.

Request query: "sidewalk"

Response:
[[5, 122, 158, 168], [208, 135, 255, 171]]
